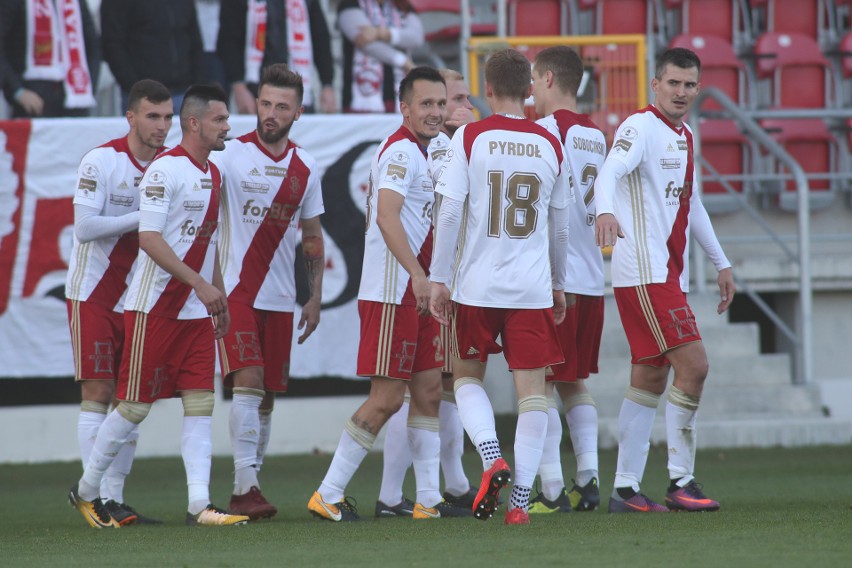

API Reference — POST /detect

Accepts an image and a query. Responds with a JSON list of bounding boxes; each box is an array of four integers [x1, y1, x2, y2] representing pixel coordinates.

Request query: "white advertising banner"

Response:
[[0, 113, 401, 379]]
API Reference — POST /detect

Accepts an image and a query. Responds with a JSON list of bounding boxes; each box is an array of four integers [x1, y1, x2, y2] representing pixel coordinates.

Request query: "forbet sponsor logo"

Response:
[[180, 219, 217, 238]]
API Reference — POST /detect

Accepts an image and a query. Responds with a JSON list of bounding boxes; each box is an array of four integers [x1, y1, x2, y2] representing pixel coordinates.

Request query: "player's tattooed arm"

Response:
[[298, 216, 324, 344]]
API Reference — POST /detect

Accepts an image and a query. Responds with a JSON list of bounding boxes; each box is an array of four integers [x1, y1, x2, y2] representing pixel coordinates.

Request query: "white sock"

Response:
[[454, 381, 499, 469], [318, 426, 373, 504], [513, 409, 548, 490], [182, 416, 213, 515], [78, 411, 136, 501], [439, 399, 470, 496], [613, 395, 658, 493], [230, 392, 262, 495], [408, 418, 441, 508], [565, 404, 599, 483], [539, 406, 564, 501], [378, 402, 412, 506], [77, 410, 106, 470], [256, 410, 272, 473], [666, 388, 699, 485], [102, 424, 139, 504]]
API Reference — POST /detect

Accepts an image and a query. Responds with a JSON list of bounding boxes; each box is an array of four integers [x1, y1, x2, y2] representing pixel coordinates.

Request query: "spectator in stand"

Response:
[[1, 0, 101, 118], [338, 0, 424, 113], [195, 0, 229, 95], [217, 0, 336, 114], [101, 0, 204, 111]]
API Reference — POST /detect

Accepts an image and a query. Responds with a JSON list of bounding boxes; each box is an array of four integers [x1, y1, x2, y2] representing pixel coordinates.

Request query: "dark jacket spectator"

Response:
[[1, 0, 101, 117], [101, 0, 203, 96], [217, 0, 336, 113]]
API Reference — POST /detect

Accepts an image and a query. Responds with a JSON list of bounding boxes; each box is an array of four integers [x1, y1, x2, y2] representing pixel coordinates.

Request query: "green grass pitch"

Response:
[[1, 445, 850, 567]]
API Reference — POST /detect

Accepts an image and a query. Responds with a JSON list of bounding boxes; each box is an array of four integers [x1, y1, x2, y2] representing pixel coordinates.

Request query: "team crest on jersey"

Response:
[[183, 200, 205, 211], [109, 195, 134, 207], [265, 166, 287, 177], [660, 158, 681, 170], [133, 176, 142, 187], [620, 126, 638, 140], [586, 213, 595, 226], [385, 164, 407, 181], [200, 178, 213, 190], [145, 186, 165, 199], [677, 140, 688, 151], [289, 175, 301, 195], [613, 138, 632, 155], [81, 163, 98, 177]]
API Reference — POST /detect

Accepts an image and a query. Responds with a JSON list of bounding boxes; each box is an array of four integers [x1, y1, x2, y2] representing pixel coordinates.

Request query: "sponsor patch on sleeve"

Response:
[[145, 186, 165, 199], [385, 164, 408, 181], [76, 178, 97, 198], [613, 138, 633, 155]]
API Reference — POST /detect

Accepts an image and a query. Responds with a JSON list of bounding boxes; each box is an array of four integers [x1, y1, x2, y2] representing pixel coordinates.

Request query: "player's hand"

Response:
[[319, 86, 337, 114], [430, 282, 451, 326], [213, 308, 230, 340], [445, 106, 476, 131], [717, 267, 736, 314], [552, 290, 566, 325], [194, 280, 228, 317], [233, 82, 256, 114], [412, 272, 431, 316], [297, 297, 321, 344], [15, 89, 44, 116], [595, 213, 624, 247]]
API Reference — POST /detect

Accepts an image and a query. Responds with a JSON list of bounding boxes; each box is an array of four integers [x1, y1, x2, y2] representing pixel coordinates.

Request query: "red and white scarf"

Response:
[[24, 0, 96, 108], [350, 0, 402, 112], [245, 0, 314, 106]]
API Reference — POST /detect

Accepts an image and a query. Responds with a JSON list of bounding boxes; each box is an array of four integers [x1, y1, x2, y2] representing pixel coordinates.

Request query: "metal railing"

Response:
[[691, 87, 813, 384]]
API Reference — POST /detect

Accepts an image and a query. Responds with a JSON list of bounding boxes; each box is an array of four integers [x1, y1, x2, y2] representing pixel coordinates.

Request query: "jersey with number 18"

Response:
[[435, 114, 573, 309]]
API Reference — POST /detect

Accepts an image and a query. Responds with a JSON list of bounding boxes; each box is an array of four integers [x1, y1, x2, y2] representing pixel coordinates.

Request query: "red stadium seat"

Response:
[[410, 0, 496, 41], [664, 0, 742, 44], [750, 0, 822, 39], [760, 118, 837, 209], [669, 34, 749, 109], [698, 119, 749, 201], [753, 32, 836, 108], [507, 0, 570, 36], [579, 0, 652, 35]]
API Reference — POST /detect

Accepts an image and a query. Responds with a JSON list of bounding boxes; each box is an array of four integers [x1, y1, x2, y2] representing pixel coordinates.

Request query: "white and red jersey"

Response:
[[216, 132, 325, 312], [595, 105, 729, 292], [435, 114, 572, 308], [124, 146, 221, 320], [65, 136, 154, 311], [358, 126, 434, 306], [538, 110, 606, 296], [427, 131, 451, 183]]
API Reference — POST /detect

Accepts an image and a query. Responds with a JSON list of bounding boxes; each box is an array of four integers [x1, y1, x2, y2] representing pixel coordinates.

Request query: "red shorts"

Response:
[[218, 302, 293, 392], [451, 302, 563, 371], [357, 300, 443, 381], [548, 294, 604, 382], [614, 282, 702, 367], [116, 311, 215, 403], [439, 318, 453, 375], [67, 300, 124, 381]]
